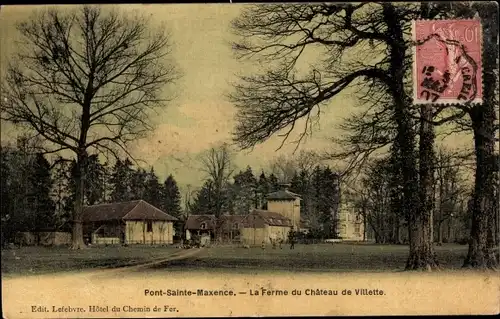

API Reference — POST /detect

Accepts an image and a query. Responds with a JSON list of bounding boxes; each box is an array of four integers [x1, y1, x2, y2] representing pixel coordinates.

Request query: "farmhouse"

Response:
[[184, 214, 216, 245], [239, 209, 292, 245], [82, 200, 177, 245]]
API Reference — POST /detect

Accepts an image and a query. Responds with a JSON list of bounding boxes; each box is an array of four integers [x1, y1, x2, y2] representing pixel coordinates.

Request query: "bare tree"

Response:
[[433, 147, 470, 245], [229, 2, 499, 270], [0, 6, 179, 249], [269, 154, 297, 184], [457, 3, 499, 269], [198, 143, 235, 218], [269, 150, 321, 184], [229, 3, 450, 270]]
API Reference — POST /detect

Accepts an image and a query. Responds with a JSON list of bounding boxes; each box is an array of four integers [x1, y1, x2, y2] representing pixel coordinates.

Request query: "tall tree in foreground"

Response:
[[0, 146, 11, 246], [0, 6, 179, 248], [458, 2, 499, 268], [229, 3, 436, 269]]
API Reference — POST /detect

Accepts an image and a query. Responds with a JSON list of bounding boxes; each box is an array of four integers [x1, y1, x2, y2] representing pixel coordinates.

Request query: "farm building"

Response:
[[184, 214, 216, 245], [220, 214, 246, 243], [82, 200, 178, 245], [239, 209, 292, 246], [184, 214, 248, 245], [266, 186, 302, 230]]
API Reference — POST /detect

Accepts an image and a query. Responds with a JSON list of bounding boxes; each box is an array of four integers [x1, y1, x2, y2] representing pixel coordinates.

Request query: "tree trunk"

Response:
[[463, 3, 499, 269], [437, 220, 444, 245], [71, 151, 87, 249], [382, 4, 432, 270], [397, 222, 402, 244], [363, 207, 367, 241], [463, 107, 498, 268], [406, 104, 439, 270]]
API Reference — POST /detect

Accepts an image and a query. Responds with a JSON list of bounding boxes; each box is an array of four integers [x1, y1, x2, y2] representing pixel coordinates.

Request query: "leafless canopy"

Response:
[[0, 5, 179, 159], [199, 143, 235, 190], [269, 150, 322, 183], [198, 143, 235, 218], [228, 3, 419, 151], [228, 3, 487, 175]]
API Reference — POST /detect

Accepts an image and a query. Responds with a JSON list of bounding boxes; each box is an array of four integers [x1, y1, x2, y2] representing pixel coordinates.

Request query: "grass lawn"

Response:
[[2, 243, 471, 276], [152, 243, 470, 273], [1, 245, 178, 277]]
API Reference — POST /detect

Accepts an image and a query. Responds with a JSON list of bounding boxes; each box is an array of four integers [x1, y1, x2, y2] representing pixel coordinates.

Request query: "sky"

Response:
[[0, 4, 474, 193]]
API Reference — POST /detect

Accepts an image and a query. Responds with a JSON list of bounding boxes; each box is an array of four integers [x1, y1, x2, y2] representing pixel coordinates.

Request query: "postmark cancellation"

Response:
[[412, 19, 483, 105]]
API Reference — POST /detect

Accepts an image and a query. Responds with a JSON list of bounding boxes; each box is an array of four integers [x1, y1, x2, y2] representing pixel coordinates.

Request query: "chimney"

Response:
[[280, 183, 291, 191]]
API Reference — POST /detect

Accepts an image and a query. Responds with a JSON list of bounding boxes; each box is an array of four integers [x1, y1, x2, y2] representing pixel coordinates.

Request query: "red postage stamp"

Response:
[[412, 19, 483, 105]]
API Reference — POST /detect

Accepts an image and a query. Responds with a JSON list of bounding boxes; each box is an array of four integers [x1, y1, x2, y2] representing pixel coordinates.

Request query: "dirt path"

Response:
[[94, 247, 206, 276]]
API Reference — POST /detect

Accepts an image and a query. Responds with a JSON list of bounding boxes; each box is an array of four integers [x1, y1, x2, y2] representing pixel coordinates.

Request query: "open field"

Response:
[[150, 243, 470, 273], [1, 245, 178, 277], [1, 243, 471, 277]]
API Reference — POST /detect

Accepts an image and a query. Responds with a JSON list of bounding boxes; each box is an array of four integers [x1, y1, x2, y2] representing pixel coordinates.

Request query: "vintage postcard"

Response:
[[1, 2, 499, 318]]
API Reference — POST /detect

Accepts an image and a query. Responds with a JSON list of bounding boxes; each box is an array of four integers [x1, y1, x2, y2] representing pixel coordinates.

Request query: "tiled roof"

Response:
[[220, 214, 246, 229], [243, 209, 292, 227], [82, 200, 178, 222], [266, 190, 301, 200], [184, 214, 216, 230]]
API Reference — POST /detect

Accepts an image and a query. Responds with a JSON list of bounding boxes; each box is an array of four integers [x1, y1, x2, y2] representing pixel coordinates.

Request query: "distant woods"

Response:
[[190, 147, 342, 239], [0, 137, 183, 247]]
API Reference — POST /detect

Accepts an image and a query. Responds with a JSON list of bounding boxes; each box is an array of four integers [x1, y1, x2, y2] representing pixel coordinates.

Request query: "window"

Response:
[[200, 222, 206, 230], [147, 221, 153, 232], [233, 223, 239, 229], [354, 223, 360, 234]]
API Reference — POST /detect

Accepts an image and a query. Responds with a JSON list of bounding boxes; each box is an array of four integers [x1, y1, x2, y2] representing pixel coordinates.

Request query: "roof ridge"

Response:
[[84, 199, 141, 208], [121, 200, 143, 220]]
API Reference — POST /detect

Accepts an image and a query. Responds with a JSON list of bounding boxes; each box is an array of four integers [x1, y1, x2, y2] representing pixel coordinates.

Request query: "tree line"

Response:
[[0, 137, 183, 246], [189, 146, 341, 239], [349, 147, 482, 245]]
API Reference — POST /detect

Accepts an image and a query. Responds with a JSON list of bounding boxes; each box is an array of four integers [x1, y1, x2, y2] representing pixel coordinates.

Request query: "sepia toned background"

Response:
[[2, 270, 499, 317], [0, 4, 474, 191], [1, 4, 497, 317]]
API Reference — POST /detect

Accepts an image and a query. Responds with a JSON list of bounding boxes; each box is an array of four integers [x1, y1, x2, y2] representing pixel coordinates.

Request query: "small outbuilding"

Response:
[[184, 214, 216, 245], [82, 200, 178, 245], [239, 209, 292, 246]]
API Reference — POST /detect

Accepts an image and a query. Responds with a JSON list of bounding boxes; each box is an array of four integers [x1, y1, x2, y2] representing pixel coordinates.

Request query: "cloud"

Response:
[[130, 100, 236, 164]]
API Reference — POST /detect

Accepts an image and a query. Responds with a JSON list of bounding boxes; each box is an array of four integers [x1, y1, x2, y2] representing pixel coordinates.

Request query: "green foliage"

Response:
[[230, 166, 257, 214], [162, 174, 182, 218], [110, 158, 135, 202], [290, 165, 340, 238], [143, 168, 163, 208], [0, 144, 56, 245]]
